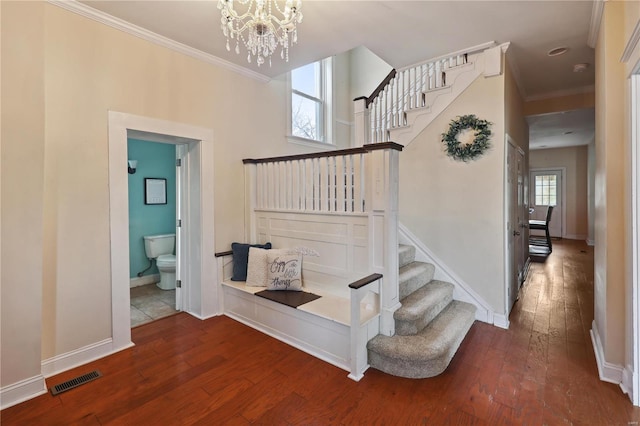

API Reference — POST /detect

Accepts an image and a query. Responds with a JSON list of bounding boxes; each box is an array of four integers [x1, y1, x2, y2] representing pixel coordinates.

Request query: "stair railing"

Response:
[[243, 142, 403, 338], [354, 42, 496, 145]]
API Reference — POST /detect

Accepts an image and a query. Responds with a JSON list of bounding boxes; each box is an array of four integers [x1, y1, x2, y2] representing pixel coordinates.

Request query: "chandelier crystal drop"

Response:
[[217, 0, 303, 67]]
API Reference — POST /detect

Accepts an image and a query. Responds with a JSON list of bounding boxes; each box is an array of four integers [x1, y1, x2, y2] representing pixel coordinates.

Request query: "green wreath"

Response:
[[441, 114, 492, 162]]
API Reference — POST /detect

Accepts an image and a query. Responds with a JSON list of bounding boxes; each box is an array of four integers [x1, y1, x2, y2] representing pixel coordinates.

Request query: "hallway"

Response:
[[2, 240, 639, 424]]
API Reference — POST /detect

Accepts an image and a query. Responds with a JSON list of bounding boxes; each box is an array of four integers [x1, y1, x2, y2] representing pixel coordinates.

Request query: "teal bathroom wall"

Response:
[[128, 139, 176, 279]]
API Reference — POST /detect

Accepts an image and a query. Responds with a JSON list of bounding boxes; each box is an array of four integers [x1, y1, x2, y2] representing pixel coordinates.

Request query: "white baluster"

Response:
[[400, 70, 405, 124], [305, 159, 313, 211], [390, 78, 396, 128], [384, 85, 389, 140], [408, 68, 414, 109], [345, 155, 354, 212], [329, 156, 336, 211], [293, 160, 300, 210], [268, 162, 275, 209], [320, 157, 329, 211], [369, 101, 375, 144], [429, 62, 435, 90], [420, 64, 426, 106], [286, 161, 293, 210], [353, 154, 362, 212], [377, 96, 382, 142], [313, 158, 320, 211]]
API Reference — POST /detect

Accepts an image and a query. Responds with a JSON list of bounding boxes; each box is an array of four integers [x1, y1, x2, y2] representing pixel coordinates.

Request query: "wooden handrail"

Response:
[[366, 69, 397, 107], [243, 142, 403, 164], [348, 273, 383, 289]]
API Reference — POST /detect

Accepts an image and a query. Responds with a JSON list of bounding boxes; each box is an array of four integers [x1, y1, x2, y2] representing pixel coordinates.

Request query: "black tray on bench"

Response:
[[255, 290, 321, 308]]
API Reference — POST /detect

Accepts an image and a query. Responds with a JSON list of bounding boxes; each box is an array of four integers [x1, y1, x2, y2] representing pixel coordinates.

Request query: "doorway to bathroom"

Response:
[[108, 111, 217, 353], [127, 138, 180, 327]]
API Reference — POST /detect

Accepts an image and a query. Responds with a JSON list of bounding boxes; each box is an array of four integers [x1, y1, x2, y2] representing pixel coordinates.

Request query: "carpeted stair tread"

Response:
[[394, 280, 454, 335], [368, 300, 476, 378], [398, 244, 416, 268], [399, 262, 435, 300]]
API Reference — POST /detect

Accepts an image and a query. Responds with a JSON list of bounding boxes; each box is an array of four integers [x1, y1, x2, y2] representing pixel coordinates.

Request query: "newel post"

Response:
[[353, 97, 369, 147], [365, 143, 402, 336], [243, 159, 258, 243]]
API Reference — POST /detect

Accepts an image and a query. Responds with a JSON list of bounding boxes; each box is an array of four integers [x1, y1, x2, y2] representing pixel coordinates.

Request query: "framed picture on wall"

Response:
[[144, 178, 167, 205]]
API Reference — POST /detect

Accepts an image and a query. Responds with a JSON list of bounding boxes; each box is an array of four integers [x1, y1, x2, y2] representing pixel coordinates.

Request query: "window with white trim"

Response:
[[534, 174, 557, 206], [289, 57, 333, 144]]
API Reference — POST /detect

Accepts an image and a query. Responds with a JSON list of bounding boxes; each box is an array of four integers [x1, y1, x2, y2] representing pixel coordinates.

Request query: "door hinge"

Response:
[[176, 159, 182, 167], [176, 280, 182, 288], [177, 219, 182, 227]]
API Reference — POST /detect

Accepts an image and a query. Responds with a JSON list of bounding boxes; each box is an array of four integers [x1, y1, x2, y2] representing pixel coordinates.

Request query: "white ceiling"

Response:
[[77, 0, 597, 149], [527, 108, 595, 150]]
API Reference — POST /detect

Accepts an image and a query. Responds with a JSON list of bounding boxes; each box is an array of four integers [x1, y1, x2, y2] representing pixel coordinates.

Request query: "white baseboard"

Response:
[[0, 374, 47, 410], [564, 233, 588, 240], [398, 223, 496, 325], [492, 313, 510, 329], [130, 274, 159, 288], [590, 321, 624, 384], [186, 310, 221, 321], [621, 366, 634, 401], [587, 239, 595, 246], [41, 338, 134, 378]]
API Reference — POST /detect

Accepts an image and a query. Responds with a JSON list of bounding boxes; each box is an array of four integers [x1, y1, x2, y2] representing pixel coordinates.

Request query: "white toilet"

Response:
[[143, 234, 176, 290]]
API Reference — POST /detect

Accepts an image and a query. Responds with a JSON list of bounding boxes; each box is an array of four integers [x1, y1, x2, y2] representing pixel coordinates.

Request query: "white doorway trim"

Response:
[[630, 70, 640, 405], [108, 111, 218, 352], [529, 167, 567, 239]]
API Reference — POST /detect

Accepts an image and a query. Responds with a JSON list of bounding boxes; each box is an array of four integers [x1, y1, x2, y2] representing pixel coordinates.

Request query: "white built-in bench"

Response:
[[227, 142, 402, 379], [215, 250, 381, 381]]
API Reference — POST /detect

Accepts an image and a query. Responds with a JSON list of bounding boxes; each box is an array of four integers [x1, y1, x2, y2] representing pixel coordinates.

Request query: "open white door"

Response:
[[506, 139, 522, 314], [516, 148, 527, 284], [175, 145, 186, 311]]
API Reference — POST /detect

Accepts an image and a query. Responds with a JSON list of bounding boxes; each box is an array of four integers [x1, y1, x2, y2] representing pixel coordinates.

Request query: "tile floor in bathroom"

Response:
[[130, 283, 179, 327]]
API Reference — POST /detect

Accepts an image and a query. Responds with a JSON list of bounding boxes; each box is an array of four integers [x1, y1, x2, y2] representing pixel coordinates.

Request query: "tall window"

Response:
[[534, 174, 557, 206], [289, 58, 332, 143]]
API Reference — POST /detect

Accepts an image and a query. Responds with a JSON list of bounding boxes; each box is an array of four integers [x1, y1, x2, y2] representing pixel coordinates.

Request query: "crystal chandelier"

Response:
[[218, 0, 303, 67]]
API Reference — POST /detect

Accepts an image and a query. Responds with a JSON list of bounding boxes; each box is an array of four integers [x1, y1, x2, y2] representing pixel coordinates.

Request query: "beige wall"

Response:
[[530, 146, 589, 239], [524, 92, 595, 116], [594, 0, 627, 366], [505, 57, 529, 153], [333, 51, 352, 149], [400, 73, 506, 313], [2, 0, 356, 390], [1, 1, 46, 388], [623, 0, 640, 381], [348, 46, 393, 102]]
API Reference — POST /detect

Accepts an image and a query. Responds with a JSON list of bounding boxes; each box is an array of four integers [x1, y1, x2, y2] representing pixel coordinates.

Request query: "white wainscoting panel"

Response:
[[256, 210, 369, 298], [223, 285, 351, 372]]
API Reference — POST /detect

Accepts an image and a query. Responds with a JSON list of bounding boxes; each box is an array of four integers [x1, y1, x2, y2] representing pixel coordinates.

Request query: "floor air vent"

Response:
[[50, 370, 102, 396]]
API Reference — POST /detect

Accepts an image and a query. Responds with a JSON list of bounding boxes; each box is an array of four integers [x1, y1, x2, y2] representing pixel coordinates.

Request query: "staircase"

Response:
[[354, 41, 505, 148], [367, 244, 476, 378]]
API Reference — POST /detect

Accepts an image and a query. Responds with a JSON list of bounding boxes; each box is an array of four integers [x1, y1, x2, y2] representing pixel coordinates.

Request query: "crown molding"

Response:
[[525, 85, 595, 102], [47, 0, 271, 83], [622, 20, 640, 64], [587, 0, 605, 48]]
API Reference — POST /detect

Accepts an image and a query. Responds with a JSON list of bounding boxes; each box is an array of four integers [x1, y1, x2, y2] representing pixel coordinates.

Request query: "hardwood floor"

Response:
[[3, 240, 640, 424]]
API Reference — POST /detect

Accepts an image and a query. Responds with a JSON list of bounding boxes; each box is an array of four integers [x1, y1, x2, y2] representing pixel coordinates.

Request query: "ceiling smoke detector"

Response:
[[573, 63, 590, 73], [547, 46, 569, 56]]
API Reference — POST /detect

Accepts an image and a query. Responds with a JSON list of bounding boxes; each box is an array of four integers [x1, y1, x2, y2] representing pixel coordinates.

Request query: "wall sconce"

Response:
[[128, 160, 138, 174]]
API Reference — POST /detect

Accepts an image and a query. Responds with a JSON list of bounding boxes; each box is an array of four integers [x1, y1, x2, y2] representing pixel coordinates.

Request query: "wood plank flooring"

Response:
[[3, 240, 640, 424]]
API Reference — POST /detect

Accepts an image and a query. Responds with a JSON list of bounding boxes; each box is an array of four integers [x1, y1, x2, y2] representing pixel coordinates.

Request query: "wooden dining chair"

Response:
[[529, 205, 554, 253]]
